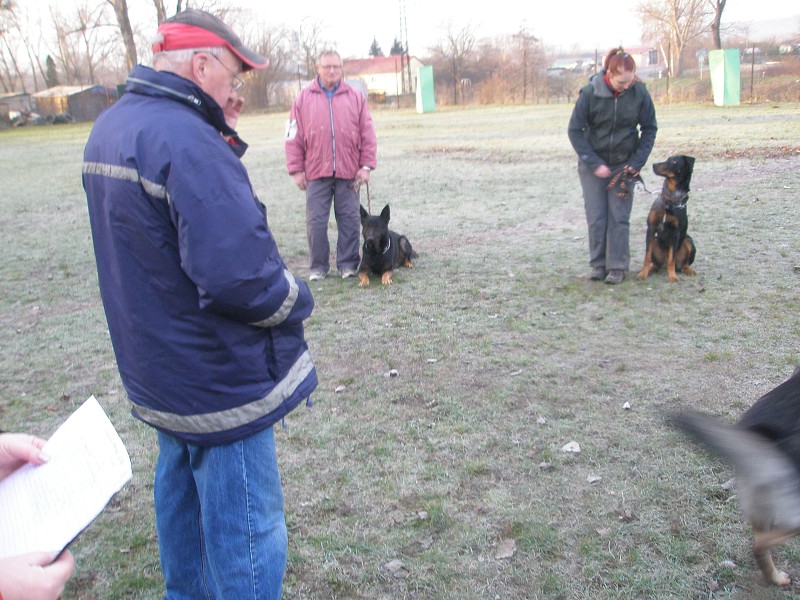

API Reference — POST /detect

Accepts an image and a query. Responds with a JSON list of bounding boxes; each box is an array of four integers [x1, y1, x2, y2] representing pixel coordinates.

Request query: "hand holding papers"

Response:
[[0, 396, 132, 558]]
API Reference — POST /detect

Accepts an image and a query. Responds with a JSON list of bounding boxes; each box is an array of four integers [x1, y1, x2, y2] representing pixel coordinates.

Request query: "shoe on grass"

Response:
[[309, 271, 326, 281], [589, 267, 607, 281], [340, 269, 358, 279], [604, 269, 625, 285]]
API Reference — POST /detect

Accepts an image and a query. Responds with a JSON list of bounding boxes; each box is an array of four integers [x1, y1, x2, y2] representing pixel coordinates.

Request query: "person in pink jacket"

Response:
[[285, 49, 378, 280]]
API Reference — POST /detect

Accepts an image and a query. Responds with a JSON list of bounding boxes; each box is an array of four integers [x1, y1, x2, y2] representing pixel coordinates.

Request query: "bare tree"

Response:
[[153, 0, 167, 23], [512, 27, 540, 103], [50, 2, 120, 86], [106, 0, 137, 71], [708, 0, 726, 49], [295, 18, 327, 79], [638, 0, 711, 76], [0, 0, 29, 92], [247, 24, 294, 109], [429, 22, 476, 105]]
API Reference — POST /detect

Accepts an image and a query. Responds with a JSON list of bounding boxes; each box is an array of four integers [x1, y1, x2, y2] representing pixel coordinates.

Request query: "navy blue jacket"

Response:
[[82, 65, 317, 446]]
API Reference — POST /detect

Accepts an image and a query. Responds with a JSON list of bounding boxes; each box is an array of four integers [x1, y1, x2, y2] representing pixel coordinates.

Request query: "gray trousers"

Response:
[[577, 161, 633, 271], [305, 177, 361, 274]]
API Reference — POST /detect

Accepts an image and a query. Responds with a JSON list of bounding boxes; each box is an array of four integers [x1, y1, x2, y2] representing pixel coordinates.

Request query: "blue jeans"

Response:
[[154, 427, 287, 600]]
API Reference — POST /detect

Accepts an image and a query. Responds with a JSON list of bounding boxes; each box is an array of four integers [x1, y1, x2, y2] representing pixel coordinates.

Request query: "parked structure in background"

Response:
[[32, 85, 118, 122], [0, 92, 33, 125], [344, 55, 424, 106]]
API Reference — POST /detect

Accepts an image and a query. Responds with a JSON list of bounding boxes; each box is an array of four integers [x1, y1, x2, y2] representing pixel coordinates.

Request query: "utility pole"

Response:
[[399, 0, 412, 94]]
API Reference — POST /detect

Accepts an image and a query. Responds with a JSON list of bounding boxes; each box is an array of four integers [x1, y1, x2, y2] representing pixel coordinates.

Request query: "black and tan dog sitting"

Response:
[[357, 204, 417, 287], [675, 366, 800, 586], [636, 155, 697, 282]]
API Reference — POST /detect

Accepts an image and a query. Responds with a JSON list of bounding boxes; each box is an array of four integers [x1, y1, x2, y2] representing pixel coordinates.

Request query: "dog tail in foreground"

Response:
[[673, 411, 793, 477], [672, 410, 800, 531]]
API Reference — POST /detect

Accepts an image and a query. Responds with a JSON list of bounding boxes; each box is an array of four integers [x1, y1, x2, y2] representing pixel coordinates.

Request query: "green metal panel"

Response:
[[416, 65, 435, 113], [709, 49, 740, 106]]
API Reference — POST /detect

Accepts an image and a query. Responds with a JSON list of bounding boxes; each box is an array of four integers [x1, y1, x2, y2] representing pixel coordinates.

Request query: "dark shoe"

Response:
[[589, 267, 607, 281], [604, 269, 625, 285]]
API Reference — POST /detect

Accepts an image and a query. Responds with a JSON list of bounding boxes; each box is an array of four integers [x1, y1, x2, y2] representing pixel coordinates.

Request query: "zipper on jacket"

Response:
[[327, 96, 336, 173], [127, 76, 202, 107], [608, 96, 618, 164]]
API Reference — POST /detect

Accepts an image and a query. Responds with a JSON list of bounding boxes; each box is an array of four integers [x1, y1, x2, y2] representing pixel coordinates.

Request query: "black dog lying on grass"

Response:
[[674, 366, 800, 586], [357, 204, 417, 287], [636, 154, 697, 282]]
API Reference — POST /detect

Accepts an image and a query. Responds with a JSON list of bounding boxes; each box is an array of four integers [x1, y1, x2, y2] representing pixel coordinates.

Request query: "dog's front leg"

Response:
[[358, 272, 370, 287], [753, 529, 797, 586], [667, 246, 679, 282], [636, 238, 654, 280], [381, 271, 394, 285]]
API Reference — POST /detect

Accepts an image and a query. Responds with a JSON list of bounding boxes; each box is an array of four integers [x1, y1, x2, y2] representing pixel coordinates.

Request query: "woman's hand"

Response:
[[593, 165, 612, 178], [0, 551, 75, 600], [0, 433, 48, 481]]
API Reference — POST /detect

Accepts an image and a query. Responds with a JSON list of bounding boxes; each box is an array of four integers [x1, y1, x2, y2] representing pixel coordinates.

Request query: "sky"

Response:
[[230, 0, 799, 58]]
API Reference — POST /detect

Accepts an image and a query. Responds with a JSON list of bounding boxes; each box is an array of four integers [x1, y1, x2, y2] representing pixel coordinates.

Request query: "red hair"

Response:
[[603, 47, 636, 74]]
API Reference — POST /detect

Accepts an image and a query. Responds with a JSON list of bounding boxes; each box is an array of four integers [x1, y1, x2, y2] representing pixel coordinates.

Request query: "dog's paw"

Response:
[[682, 266, 697, 276], [358, 273, 370, 288], [636, 269, 649, 281], [766, 570, 792, 586], [381, 272, 394, 285], [668, 273, 679, 282]]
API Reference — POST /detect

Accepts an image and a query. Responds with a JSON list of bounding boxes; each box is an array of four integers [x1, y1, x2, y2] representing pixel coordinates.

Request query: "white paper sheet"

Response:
[[0, 396, 132, 558]]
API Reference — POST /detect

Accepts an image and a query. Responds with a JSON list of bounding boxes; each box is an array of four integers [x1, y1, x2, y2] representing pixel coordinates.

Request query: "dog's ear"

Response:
[[380, 204, 390, 223], [360, 205, 368, 220], [684, 156, 695, 170]]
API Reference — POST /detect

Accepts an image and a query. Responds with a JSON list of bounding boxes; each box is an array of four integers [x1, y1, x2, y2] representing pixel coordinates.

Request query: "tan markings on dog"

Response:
[[753, 528, 800, 586], [667, 246, 678, 282], [380, 271, 394, 285], [358, 272, 370, 288]]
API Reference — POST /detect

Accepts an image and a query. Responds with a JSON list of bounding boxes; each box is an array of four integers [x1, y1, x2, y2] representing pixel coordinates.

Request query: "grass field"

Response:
[[1, 101, 799, 599]]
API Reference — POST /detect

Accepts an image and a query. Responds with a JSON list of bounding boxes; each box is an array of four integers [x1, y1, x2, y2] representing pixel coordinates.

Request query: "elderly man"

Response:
[[82, 10, 317, 599], [286, 49, 378, 280]]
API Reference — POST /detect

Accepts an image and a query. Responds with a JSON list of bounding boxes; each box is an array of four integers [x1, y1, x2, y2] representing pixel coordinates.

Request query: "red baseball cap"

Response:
[[152, 9, 268, 71]]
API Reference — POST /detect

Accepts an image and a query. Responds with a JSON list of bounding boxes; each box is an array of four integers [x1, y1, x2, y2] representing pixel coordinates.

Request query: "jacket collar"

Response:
[[125, 65, 237, 139]]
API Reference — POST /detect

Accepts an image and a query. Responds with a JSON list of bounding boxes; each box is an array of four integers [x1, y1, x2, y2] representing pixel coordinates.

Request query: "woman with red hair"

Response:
[[568, 47, 658, 285]]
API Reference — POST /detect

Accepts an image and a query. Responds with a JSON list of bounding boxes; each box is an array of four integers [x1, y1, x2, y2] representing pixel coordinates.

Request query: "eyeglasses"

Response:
[[197, 51, 244, 91]]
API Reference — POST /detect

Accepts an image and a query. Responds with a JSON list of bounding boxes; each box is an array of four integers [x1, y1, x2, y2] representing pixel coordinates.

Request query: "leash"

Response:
[[607, 165, 651, 198], [352, 176, 372, 214]]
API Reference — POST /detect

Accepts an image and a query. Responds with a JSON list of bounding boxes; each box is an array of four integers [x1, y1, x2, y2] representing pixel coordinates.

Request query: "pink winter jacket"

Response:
[[285, 79, 377, 181]]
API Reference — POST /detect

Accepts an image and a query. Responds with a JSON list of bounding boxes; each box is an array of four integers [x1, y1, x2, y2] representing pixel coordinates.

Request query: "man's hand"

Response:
[[356, 168, 371, 187], [223, 95, 245, 131], [293, 172, 307, 191]]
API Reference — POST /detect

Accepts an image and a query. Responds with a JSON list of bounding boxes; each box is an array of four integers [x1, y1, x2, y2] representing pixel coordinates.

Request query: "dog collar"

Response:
[[661, 189, 688, 209], [382, 238, 391, 255]]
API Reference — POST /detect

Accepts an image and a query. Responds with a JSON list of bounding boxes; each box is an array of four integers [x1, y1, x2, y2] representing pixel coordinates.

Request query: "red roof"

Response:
[[344, 55, 412, 76]]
